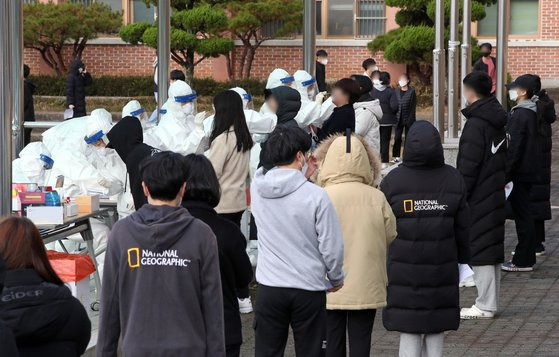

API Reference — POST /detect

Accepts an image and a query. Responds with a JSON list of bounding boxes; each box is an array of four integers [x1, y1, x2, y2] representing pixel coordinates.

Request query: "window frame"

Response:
[[317, 0, 386, 40], [474, 0, 541, 39]]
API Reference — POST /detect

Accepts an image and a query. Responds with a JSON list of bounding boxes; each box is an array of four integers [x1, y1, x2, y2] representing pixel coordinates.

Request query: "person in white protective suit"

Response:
[[12, 142, 54, 186], [292, 69, 326, 129], [317, 75, 383, 154], [143, 80, 208, 155], [122, 100, 154, 130]]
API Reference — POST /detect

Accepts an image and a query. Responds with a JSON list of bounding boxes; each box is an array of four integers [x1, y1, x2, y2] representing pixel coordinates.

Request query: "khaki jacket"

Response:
[[208, 129, 250, 214], [315, 134, 396, 310]]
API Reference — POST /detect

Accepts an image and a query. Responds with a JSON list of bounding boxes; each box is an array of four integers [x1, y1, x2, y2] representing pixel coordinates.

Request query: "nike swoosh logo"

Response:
[[491, 139, 505, 154]]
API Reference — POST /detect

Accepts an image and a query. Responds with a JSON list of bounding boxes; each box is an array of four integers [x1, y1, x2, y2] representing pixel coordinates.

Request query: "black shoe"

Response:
[[535, 244, 546, 257]]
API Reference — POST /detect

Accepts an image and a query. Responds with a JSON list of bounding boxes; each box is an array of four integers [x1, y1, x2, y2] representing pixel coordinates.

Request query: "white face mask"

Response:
[[509, 89, 518, 102], [373, 79, 381, 86], [399, 80, 409, 87], [321, 58, 328, 65], [182, 102, 193, 116]]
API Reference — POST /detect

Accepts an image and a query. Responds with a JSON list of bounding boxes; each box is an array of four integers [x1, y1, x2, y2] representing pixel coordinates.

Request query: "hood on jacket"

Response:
[[270, 86, 302, 124], [253, 168, 307, 199], [461, 96, 507, 129], [537, 91, 557, 124], [354, 99, 383, 121], [315, 133, 381, 187], [69, 59, 84, 74], [351, 74, 373, 99], [129, 205, 196, 251], [512, 99, 537, 113], [402, 121, 445, 169], [107, 116, 143, 162]]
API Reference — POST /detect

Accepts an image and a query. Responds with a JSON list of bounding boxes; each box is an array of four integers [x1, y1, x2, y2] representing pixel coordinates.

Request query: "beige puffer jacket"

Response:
[[315, 134, 397, 310]]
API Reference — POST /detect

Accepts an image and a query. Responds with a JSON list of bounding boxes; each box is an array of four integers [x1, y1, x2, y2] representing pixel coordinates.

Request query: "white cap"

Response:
[[266, 68, 294, 89], [230, 87, 251, 110], [168, 80, 195, 103], [293, 70, 315, 95], [122, 100, 146, 119], [85, 108, 113, 143]]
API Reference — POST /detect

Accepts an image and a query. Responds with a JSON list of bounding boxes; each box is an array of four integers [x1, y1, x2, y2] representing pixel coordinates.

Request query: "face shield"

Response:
[[294, 70, 318, 101], [84, 130, 108, 148], [39, 154, 54, 170], [175, 91, 198, 116], [266, 69, 295, 89], [130, 107, 149, 123], [302, 78, 319, 101], [230, 87, 254, 110]]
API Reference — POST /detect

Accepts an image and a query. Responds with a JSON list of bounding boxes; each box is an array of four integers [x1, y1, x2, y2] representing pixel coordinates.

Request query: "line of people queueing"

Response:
[[2, 64, 555, 357]]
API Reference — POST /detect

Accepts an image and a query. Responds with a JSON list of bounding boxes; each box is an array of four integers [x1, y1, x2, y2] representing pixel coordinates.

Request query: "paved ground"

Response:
[[239, 125, 559, 356]]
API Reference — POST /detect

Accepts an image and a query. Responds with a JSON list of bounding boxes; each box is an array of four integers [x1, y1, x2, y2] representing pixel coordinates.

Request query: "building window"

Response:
[[478, 0, 539, 36], [132, 0, 154, 23], [327, 0, 355, 37], [356, 0, 386, 38]]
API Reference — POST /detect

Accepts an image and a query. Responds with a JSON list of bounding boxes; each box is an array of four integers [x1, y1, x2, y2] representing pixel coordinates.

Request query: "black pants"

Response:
[[255, 285, 326, 357], [249, 213, 258, 241], [392, 124, 410, 159], [220, 211, 251, 299], [379, 126, 392, 163], [219, 211, 244, 228], [226, 344, 241, 357], [535, 219, 545, 245], [326, 309, 376, 357], [510, 181, 537, 267]]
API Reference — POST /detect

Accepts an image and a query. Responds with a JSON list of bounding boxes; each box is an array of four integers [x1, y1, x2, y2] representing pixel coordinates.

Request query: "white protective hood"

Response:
[[266, 68, 294, 89], [292, 70, 321, 128], [12, 142, 53, 185], [122, 100, 152, 129], [85, 109, 113, 145]]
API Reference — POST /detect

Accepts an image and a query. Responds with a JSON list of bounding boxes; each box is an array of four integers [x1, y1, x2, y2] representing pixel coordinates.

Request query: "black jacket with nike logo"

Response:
[[457, 96, 507, 266]]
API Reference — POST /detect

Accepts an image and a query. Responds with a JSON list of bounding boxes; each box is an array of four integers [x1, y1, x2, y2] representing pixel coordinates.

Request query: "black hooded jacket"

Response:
[[530, 91, 556, 220], [0, 269, 91, 357], [457, 96, 507, 265], [380, 121, 470, 334], [506, 101, 542, 183], [182, 200, 253, 348], [352, 74, 374, 102], [260, 86, 302, 170], [65, 59, 92, 118], [317, 104, 356, 143], [371, 86, 399, 125], [0, 257, 19, 357], [107, 116, 160, 211], [316, 61, 327, 92]]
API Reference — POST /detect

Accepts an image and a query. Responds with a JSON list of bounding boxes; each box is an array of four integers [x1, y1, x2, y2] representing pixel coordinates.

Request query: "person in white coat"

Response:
[[144, 80, 207, 155], [293, 70, 325, 129], [12, 142, 54, 185]]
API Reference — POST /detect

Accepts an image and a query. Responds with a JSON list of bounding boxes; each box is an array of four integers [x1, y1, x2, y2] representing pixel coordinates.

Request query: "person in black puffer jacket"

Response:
[[182, 154, 253, 357], [529, 76, 556, 255], [0, 217, 91, 357], [317, 78, 360, 143], [0, 256, 19, 357], [458, 72, 507, 320], [371, 71, 399, 163], [392, 73, 417, 162], [65, 59, 92, 118], [502, 74, 542, 272], [381, 121, 470, 356]]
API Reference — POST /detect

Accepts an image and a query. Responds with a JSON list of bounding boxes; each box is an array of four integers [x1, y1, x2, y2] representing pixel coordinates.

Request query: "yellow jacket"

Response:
[[315, 134, 396, 310]]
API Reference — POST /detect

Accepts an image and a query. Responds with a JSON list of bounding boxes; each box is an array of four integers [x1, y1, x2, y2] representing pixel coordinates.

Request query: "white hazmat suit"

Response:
[[293, 70, 322, 128], [143, 80, 207, 155], [122, 100, 153, 130], [12, 142, 53, 186]]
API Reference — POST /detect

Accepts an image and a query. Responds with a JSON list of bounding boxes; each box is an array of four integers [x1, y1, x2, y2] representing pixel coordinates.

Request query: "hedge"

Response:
[[29, 75, 267, 98]]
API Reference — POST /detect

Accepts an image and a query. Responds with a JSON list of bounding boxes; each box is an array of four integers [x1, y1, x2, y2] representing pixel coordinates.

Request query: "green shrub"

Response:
[[29, 75, 267, 98]]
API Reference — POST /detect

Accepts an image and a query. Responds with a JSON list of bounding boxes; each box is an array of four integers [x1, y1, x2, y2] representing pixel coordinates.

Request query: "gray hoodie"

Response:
[[251, 167, 344, 291], [96, 204, 225, 357]]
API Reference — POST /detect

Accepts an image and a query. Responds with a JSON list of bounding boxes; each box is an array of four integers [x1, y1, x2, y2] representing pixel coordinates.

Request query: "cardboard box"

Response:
[[75, 195, 100, 213], [65, 278, 90, 309]]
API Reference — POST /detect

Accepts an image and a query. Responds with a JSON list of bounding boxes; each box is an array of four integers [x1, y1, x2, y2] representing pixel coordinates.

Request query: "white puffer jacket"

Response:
[[354, 100, 383, 154]]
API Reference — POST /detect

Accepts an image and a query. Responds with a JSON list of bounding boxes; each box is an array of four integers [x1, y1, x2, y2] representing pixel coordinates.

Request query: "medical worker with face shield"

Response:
[[12, 142, 54, 185], [293, 70, 326, 128], [122, 100, 154, 130], [143, 80, 208, 155]]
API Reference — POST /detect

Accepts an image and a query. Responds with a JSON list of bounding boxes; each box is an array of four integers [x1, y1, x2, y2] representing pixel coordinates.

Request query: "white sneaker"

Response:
[[459, 276, 476, 288], [381, 163, 389, 170], [238, 297, 253, 314], [391, 157, 401, 163], [460, 305, 494, 320]]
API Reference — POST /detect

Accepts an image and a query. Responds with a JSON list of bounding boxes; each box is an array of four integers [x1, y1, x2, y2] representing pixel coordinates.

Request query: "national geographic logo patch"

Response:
[[403, 199, 448, 212], [127, 248, 191, 268]]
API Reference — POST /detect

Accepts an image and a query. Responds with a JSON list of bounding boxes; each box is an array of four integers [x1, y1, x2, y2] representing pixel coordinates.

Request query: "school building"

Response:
[[24, 0, 559, 86]]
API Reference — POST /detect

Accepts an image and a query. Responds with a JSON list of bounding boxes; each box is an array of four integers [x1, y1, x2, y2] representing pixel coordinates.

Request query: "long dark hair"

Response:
[[0, 217, 64, 285], [210, 90, 253, 152], [182, 154, 221, 208]]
